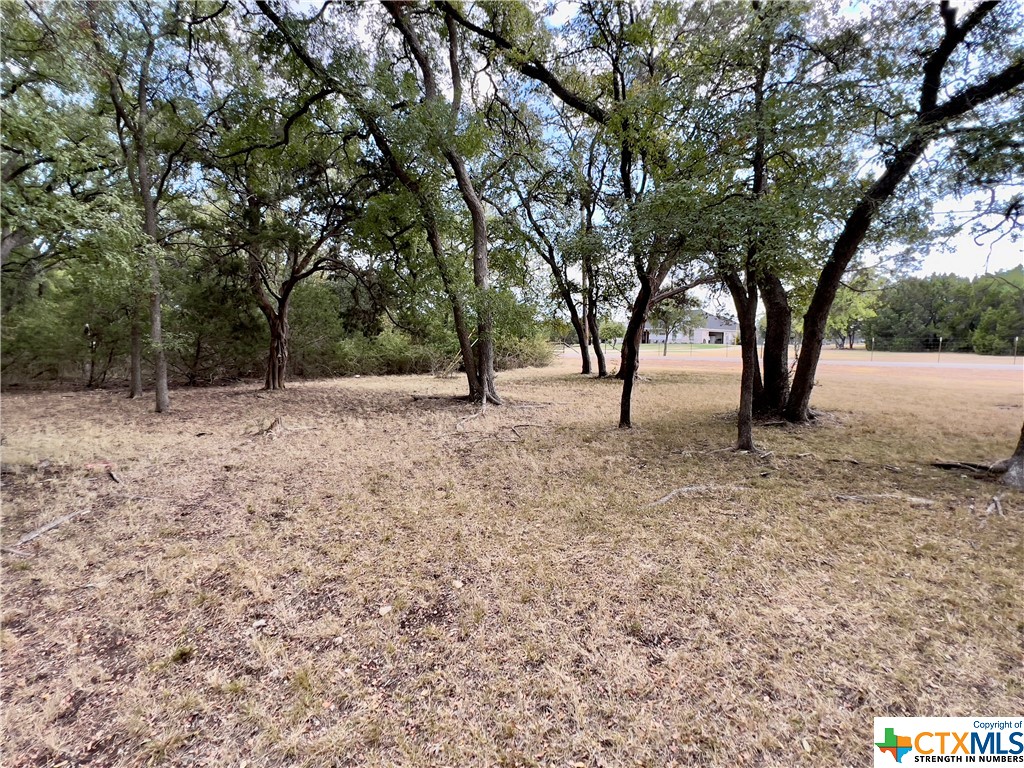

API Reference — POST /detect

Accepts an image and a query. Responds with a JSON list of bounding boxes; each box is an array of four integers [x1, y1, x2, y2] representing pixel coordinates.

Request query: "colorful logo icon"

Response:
[[876, 727, 913, 763]]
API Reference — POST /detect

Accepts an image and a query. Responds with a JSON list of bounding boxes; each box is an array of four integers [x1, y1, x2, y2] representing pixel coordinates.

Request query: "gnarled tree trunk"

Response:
[[264, 310, 289, 391], [757, 270, 790, 416]]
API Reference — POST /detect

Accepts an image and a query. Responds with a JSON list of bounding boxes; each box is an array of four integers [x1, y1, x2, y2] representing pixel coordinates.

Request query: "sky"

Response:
[[918, 198, 1022, 277]]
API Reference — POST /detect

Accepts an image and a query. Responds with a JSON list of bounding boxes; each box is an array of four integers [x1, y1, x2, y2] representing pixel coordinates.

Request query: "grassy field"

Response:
[[2, 358, 1022, 767]]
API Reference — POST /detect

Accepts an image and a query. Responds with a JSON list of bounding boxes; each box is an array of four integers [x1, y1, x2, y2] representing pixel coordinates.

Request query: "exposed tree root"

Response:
[[932, 458, 1023, 489]]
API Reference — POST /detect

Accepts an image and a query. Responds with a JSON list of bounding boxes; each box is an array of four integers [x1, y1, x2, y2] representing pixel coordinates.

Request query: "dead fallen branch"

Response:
[[16, 508, 92, 546], [643, 485, 747, 509], [834, 493, 935, 508], [250, 417, 317, 439]]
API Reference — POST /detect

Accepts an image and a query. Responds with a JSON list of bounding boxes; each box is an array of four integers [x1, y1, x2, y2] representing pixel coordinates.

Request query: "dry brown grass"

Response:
[[2, 358, 1022, 767]]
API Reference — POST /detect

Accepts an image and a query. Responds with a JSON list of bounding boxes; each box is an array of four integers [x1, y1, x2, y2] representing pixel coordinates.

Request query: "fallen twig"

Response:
[[455, 410, 484, 432], [643, 485, 746, 508], [16, 508, 92, 546]]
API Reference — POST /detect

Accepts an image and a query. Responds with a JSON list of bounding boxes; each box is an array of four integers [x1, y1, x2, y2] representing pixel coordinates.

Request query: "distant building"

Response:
[[643, 312, 739, 345]]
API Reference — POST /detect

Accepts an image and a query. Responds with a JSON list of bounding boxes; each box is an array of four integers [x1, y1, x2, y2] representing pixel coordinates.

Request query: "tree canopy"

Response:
[[2, 0, 1022, 442]]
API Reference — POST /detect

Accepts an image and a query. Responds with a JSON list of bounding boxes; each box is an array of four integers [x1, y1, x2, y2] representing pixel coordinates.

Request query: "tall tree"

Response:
[[445, 0, 734, 426], [257, 0, 504, 403], [83, 0, 199, 411], [785, 1, 1024, 421]]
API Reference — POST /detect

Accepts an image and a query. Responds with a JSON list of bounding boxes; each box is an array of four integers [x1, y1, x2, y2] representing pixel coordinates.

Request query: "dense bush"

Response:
[[2, 266, 554, 388], [330, 332, 438, 376], [494, 334, 554, 370]]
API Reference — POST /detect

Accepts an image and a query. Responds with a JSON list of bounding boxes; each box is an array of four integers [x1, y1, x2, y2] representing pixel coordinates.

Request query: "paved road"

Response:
[[562, 348, 1023, 372]]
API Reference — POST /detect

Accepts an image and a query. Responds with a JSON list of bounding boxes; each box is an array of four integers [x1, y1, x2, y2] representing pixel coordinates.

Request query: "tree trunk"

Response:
[[135, 130, 169, 412], [442, 147, 500, 404], [619, 278, 653, 428], [385, 4, 500, 404], [785, 134, 931, 422], [129, 319, 143, 398], [726, 270, 758, 451], [1000, 422, 1024, 489], [588, 307, 607, 378], [569, 301, 592, 374], [264, 310, 289, 391], [756, 271, 790, 416], [425, 219, 479, 399]]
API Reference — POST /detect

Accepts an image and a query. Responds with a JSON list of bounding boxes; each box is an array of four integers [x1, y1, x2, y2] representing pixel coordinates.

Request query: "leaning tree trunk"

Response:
[[442, 147, 501, 404], [448, 291, 480, 399], [1000, 422, 1024, 489], [546, 269, 589, 373], [619, 278, 653, 428], [588, 308, 607, 378], [129, 319, 143, 398], [757, 271, 791, 416], [426, 220, 480, 399]]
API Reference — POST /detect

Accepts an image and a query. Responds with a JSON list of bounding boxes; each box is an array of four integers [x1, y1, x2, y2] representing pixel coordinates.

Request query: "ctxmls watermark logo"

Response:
[[874, 717, 1024, 765]]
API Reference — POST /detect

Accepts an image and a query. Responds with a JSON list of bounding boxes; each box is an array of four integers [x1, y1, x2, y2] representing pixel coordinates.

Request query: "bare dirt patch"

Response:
[[2, 360, 1021, 766]]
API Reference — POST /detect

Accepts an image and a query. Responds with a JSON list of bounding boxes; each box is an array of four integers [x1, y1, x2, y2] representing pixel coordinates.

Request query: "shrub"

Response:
[[330, 331, 438, 376], [494, 334, 554, 370]]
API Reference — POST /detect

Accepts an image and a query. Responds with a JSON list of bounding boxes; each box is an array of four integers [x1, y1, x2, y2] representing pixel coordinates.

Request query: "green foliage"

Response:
[[2, 268, 128, 385], [599, 317, 626, 341], [649, 295, 703, 338], [164, 259, 266, 384], [825, 269, 881, 348], [494, 334, 554, 370], [6, 0, 1020, 396], [329, 332, 437, 377], [863, 268, 1023, 354]]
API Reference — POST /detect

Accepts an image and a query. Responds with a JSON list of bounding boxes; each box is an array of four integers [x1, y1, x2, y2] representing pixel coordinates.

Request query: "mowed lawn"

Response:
[[2, 357, 1021, 767]]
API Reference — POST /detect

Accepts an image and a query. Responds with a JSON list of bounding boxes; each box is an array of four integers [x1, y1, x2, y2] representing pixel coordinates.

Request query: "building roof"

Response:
[[703, 313, 739, 331], [644, 312, 738, 332]]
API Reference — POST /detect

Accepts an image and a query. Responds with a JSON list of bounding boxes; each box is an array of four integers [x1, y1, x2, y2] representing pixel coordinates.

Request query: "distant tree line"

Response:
[[860, 268, 1024, 354]]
